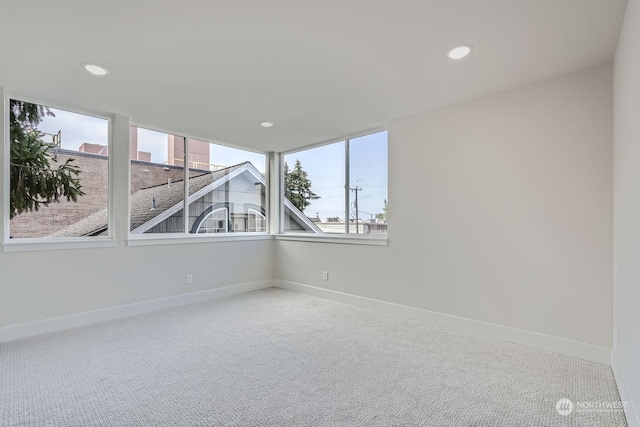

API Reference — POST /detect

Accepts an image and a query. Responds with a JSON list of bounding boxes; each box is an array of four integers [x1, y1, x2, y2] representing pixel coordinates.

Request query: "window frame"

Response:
[[248, 208, 266, 233], [2, 91, 116, 252], [278, 127, 388, 246], [195, 206, 229, 234], [126, 121, 271, 246]]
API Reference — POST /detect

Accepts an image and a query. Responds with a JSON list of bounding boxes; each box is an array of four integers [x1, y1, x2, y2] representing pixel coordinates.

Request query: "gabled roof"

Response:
[[47, 207, 109, 238], [130, 163, 245, 232], [48, 162, 321, 237]]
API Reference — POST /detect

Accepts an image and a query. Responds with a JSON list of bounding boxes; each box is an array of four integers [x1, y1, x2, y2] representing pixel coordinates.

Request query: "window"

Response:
[[348, 132, 388, 235], [248, 208, 266, 232], [282, 131, 387, 235], [195, 207, 228, 234], [129, 127, 268, 236], [8, 99, 110, 239], [283, 141, 345, 234], [130, 126, 186, 234], [187, 141, 267, 235]]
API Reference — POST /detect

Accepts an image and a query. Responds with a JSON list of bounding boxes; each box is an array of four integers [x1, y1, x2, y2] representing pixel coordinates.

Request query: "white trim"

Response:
[[345, 138, 350, 234], [1, 87, 8, 245], [127, 233, 272, 246], [112, 114, 132, 241], [183, 136, 190, 233], [0, 280, 274, 342], [273, 280, 611, 365], [273, 152, 283, 234], [264, 151, 279, 234], [283, 199, 323, 233], [106, 103, 115, 240], [275, 234, 388, 246], [3, 238, 117, 252], [612, 350, 638, 427]]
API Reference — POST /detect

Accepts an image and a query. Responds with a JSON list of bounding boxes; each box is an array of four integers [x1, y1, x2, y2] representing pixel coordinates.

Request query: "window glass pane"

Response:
[[9, 100, 109, 238], [130, 126, 186, 234], [187, 141, 267, 234], [248, 209, 266, 232], [349, 131, 388, 235], [194, 207, 228, 234], [283, 141, 345, 234]]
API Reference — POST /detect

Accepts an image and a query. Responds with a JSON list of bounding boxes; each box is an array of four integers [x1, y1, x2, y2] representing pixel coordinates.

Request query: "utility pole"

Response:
[[350, 186, 362, 234]]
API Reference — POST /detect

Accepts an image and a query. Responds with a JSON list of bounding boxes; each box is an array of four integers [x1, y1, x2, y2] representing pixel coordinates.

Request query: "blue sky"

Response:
[[284, 131, 388, 221], [36, 106, 386, 221]]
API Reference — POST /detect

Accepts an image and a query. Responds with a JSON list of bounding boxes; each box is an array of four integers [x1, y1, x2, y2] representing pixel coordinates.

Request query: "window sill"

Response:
[[127, 233, 273, 247], [3, 238, 117, 253], [274, 234, 388, 246]]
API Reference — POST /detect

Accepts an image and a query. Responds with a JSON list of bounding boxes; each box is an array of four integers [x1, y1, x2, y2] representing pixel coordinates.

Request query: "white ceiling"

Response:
[[0, 0, 628, 153]]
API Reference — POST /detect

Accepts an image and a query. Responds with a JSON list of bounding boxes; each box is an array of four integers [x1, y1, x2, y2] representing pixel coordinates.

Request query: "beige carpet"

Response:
[[0, 288, 627, 426]]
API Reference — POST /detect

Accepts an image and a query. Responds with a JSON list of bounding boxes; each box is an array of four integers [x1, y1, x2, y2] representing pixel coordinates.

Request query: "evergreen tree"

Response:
[[376, 199, 388, 221], [283, 161, 292, 203], [9, 100, 84, 219], [284, 159, 319, 212]]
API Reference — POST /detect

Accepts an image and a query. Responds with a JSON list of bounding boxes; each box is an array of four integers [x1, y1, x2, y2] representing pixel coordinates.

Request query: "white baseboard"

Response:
[[612, 350, 638, 427], [273, 280, 611, 365], [0, 280, 273, 342]]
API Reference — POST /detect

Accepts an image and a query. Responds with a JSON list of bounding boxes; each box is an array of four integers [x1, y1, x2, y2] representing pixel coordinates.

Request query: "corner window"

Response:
[[8, 99, 110, 239], [129, 126, 267, 236], [282, 131, 387, 235]]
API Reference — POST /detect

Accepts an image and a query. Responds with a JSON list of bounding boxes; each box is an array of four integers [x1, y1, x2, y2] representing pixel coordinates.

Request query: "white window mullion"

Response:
[[345, 138, 350, 234], [112, 114, 130, 241], [184, 137, 190, 234], [1, 87, 8, 244], [270, 152, 281, 235]]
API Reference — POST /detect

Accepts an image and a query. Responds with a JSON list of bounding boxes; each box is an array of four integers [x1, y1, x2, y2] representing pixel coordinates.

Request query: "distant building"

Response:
[[303, 215, 387, 234]]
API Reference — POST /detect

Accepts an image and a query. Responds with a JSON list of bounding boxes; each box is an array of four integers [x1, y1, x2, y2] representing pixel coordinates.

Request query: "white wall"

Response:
[[613, 0, 640, 423], [0, 241, 273, 328], [276, 63, 613, 350]]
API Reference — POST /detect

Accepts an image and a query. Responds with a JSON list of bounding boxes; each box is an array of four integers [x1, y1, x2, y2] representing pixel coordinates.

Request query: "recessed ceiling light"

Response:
[[83, 63, 110, 76], [260, 121, 274, 128], [446, 45, 472, 60]]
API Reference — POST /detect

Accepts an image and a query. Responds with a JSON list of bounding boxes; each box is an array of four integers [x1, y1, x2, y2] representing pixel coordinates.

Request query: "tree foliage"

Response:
[[376, 199, 388, 221], [284, 159, 320, 212], [9, 100, 84, 219]]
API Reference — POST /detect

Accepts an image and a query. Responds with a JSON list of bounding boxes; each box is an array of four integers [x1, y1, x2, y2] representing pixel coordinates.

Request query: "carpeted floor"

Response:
[[0, 288, 627, 426]]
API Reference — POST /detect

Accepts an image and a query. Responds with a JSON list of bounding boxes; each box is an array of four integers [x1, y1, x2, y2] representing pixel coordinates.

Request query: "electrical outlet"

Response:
[[185, 274, 193, 284], [322, 271, 328, 281]]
